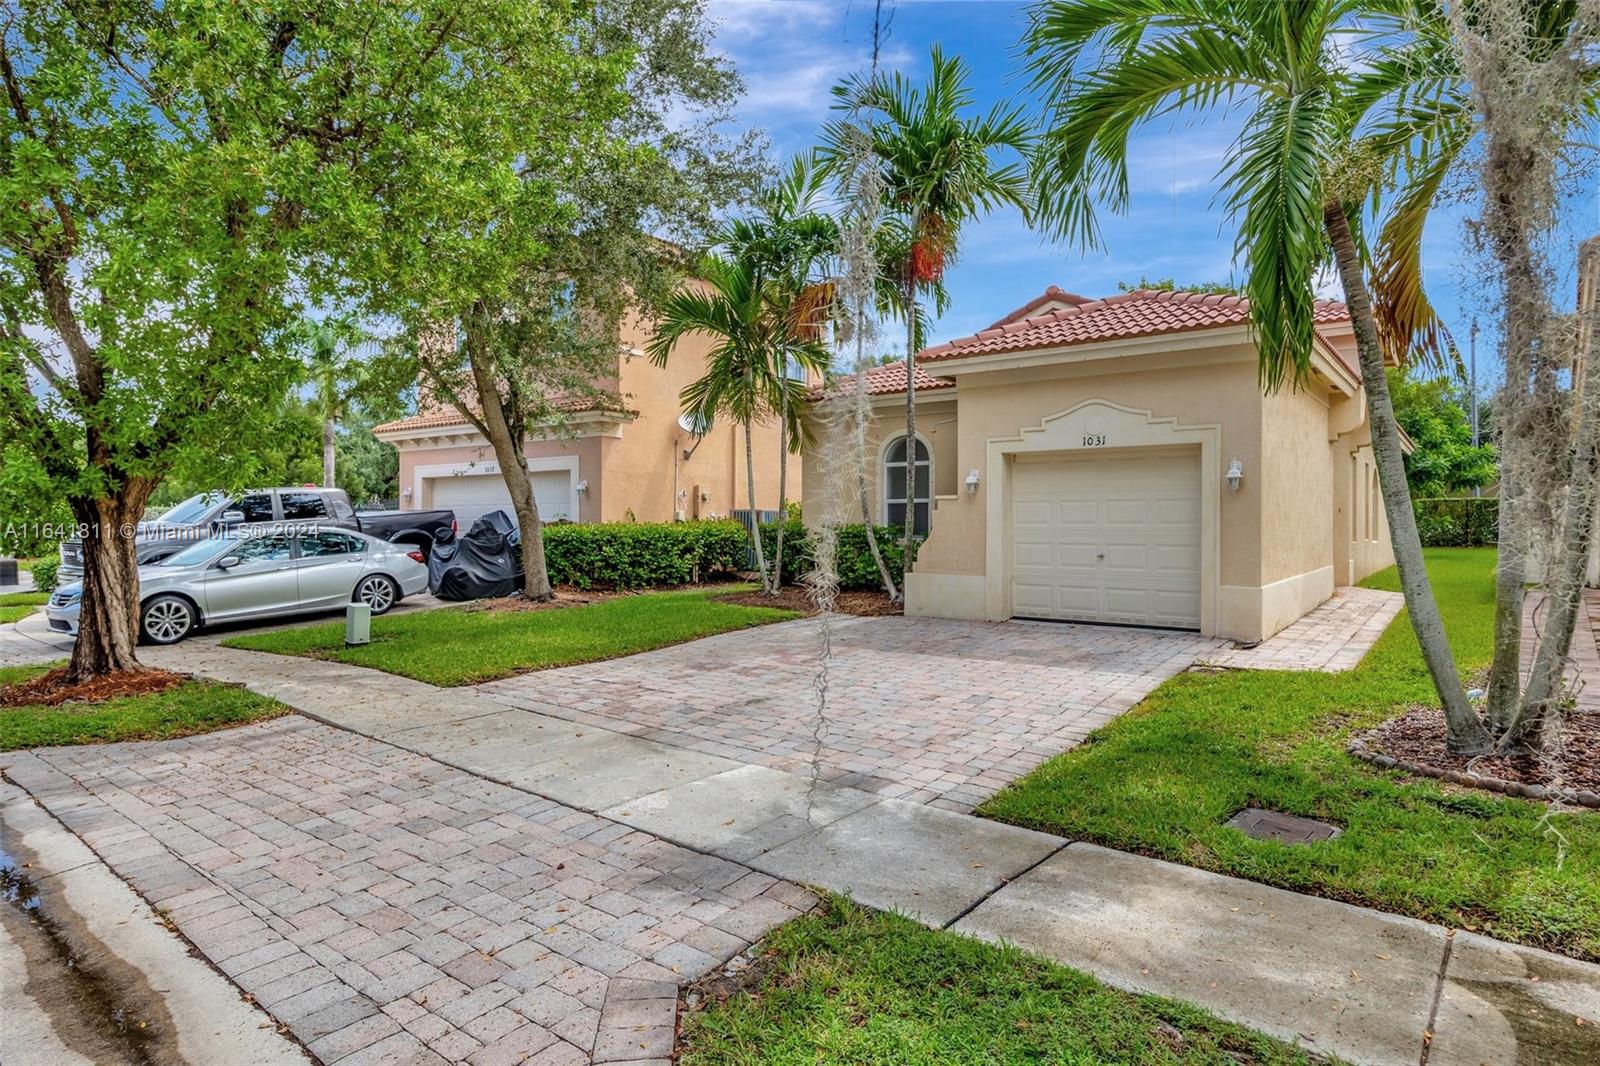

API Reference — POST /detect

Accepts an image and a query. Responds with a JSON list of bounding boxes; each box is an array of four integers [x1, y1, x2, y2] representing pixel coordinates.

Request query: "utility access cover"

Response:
[[1225, 808, 1341, 844]]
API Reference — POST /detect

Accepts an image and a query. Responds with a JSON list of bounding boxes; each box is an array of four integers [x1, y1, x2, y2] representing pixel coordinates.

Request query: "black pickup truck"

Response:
[[56, 488, 455, 584]]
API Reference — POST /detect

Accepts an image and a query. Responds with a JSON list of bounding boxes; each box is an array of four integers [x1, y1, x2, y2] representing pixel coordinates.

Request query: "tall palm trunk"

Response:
[[903, 277, 919, 568], [322, 415, 337, 488], [1324, 203, 1490, 754], [1502, 237, 1600, 751], [743, 416, 771, 592], [772, 393, 789, 594]]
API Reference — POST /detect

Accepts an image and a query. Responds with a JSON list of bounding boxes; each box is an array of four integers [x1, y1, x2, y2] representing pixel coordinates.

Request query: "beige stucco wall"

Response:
[[912, 347, 1265, 591], [388, 283, 799, 526], [800, 395, 961, 526], [609, 307, 791, 522], [1333, 434, 1396, 584], [1252, 380, 1338, 637]]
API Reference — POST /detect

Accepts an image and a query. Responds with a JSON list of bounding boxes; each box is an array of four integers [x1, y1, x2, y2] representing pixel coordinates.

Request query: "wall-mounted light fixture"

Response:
[[965, 469, 981, 495], [1225, 459, 1244, 491], [401, 487, 413, 500], [575, 480, 589, 495]]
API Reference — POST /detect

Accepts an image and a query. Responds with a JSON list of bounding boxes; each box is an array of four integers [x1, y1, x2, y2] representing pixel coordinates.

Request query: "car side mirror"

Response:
[[219, 510, 246, 526], [217, 555, 241, 570]]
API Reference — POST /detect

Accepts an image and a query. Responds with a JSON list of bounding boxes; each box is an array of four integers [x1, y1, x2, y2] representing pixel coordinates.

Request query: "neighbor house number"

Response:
[[1081, 433, 1107, 447]]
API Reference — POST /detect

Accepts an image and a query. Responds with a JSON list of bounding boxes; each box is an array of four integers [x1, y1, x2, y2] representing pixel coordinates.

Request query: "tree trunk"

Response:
[[902, 275, 919, 570], [771, 395, 789, 594], [858, 471, 899, 601], [1501, 238, 1600, 751], [1476, 123, 1559, 732], [322, 416, 337, 488], [743, 416, 771, 592], [1324, 202, 1490, 754], [464, 324, 552, 601], [65, 488, 152, 683]]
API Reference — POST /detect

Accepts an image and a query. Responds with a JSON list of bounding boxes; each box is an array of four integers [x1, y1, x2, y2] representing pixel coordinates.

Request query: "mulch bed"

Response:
[[714, 586, 902, 617], [463, 587, 613, 613], [0, 667, 189, 707], [1353, 706, 1600, 805]]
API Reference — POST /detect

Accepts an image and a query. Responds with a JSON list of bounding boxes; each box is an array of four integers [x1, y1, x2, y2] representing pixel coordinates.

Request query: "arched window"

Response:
[[884, 435, 931, 537]]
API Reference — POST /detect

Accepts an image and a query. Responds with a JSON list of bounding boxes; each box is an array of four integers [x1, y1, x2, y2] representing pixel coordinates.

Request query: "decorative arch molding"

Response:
[[982, 398, 1223, 635]]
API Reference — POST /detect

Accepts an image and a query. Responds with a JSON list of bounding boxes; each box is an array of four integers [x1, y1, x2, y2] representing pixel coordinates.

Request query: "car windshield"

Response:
[[154, 492, 225, 526], [160, 533, 240, 567]]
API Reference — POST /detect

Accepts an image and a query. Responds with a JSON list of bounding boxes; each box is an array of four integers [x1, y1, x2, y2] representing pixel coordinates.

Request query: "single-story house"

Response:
[[803, 286, 1399, 643], [374, 302, 798, 527]]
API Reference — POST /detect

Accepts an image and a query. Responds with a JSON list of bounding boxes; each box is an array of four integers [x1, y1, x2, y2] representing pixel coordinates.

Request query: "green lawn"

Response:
[[981, 548, 1600, 960], [0, 591, 47, 624], [679, 898, 1312, 1066], [0, 663, 287, 750], [222, 586, 802, 686]]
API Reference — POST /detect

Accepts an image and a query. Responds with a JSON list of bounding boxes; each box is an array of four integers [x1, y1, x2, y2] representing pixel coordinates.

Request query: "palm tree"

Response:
[[718, 158, 840, 591], [647, 254, 828, 594], [295, 317, 368, 489], [821, 47, 1033, 565], [1024, 0, 1493, 753]]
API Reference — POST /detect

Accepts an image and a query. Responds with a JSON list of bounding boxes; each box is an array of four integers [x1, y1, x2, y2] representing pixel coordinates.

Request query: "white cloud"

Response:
[[707, 0, 918, 153]]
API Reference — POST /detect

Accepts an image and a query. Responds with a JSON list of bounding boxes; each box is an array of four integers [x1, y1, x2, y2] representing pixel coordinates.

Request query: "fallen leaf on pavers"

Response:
[[723, 819, 735, 826], [1376, 954, 1390, 961]]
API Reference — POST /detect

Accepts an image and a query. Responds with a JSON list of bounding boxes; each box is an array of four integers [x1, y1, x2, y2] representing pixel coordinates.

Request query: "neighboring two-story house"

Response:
[[804, 286, 1401, 644], [374, 303, 798, 527]]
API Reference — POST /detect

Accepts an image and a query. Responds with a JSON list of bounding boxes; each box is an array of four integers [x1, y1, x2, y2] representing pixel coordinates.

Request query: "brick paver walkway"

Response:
[[1, 718, 812, 1066], [478, 616, 1221, 813], [1199, 587, 1403, 672]]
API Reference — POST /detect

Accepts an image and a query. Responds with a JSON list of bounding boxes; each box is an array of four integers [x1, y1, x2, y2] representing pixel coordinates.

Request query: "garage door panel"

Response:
[[428, 470, 573, 527], [1010, 451, 1201, 629]]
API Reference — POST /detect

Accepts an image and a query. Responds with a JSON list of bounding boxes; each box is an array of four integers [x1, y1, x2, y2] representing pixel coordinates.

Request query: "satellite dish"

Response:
[[677, 410, 711, 437]]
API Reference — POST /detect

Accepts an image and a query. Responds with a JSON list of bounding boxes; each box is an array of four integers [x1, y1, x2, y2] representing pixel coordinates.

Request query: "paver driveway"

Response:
[[3, 719, 813, 1065], [479, 616, 1222, 812]]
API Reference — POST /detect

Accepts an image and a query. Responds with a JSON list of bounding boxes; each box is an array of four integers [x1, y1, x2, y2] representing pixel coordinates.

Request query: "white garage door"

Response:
[[1010, 450, 1201, 628], [428, 471, 573, 527]]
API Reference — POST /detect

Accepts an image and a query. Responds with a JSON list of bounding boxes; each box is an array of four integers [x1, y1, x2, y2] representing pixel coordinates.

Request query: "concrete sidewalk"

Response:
[[117, 638, 1600, 1065]]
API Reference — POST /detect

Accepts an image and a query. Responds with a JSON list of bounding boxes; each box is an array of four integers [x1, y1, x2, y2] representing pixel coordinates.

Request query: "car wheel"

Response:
[[141, 595, 196, 645], [354, 575, 399, 615]]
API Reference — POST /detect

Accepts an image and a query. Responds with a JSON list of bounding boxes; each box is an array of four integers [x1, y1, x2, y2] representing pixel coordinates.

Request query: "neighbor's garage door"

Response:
[[1010, 450, 1201, 628], [427, 471, 573, 527]]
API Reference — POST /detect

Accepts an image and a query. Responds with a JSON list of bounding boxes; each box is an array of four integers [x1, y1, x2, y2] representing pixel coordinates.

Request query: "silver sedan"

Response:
[[46, 528, 429, 645]]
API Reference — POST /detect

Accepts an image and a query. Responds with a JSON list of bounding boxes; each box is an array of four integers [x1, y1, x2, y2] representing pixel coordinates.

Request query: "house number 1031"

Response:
[[1081, 433, 1107, 447]]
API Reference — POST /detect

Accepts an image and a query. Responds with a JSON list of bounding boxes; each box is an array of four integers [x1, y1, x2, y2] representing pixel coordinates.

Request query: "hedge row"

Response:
[[759, 518, 905, 591], [1414, 497, 1498, 547], [541, 519, 749, 589]]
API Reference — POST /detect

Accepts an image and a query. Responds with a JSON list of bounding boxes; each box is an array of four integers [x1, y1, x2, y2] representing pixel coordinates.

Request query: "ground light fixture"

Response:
[[1225, 458, 1244, 491]]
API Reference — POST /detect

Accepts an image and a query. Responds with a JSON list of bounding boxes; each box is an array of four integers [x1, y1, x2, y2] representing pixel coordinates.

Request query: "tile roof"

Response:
[[921, 287, 1352, 366], [984, 285, 1093, 329], [373, 392, 628, 436], [810, 360, 955, 400]]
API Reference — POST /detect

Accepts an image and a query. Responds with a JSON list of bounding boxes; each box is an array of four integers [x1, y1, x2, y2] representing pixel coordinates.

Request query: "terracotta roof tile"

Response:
[[373, 392, 629, 435], [810, 360, 955, 400], [920, 288, 1351, 364], [985, 285, 1093, 329]]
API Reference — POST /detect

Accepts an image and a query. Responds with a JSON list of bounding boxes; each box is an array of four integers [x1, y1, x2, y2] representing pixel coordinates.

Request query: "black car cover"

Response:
[[427, 509, 523, 600]]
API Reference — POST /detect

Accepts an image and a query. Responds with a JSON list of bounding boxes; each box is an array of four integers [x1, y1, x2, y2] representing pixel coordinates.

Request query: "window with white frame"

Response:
[[884, 434, 931, 536]]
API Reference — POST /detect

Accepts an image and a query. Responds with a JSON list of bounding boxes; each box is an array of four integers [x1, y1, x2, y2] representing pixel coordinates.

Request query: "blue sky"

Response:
[[706, 0, 1600, 382]]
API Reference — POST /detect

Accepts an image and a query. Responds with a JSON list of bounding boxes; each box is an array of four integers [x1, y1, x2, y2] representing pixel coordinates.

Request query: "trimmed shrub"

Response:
[[1413, 497, 1498, 547], [541, 519, 749, 589], [29, 556, 59, 593], [760, 518, 905, 591]]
